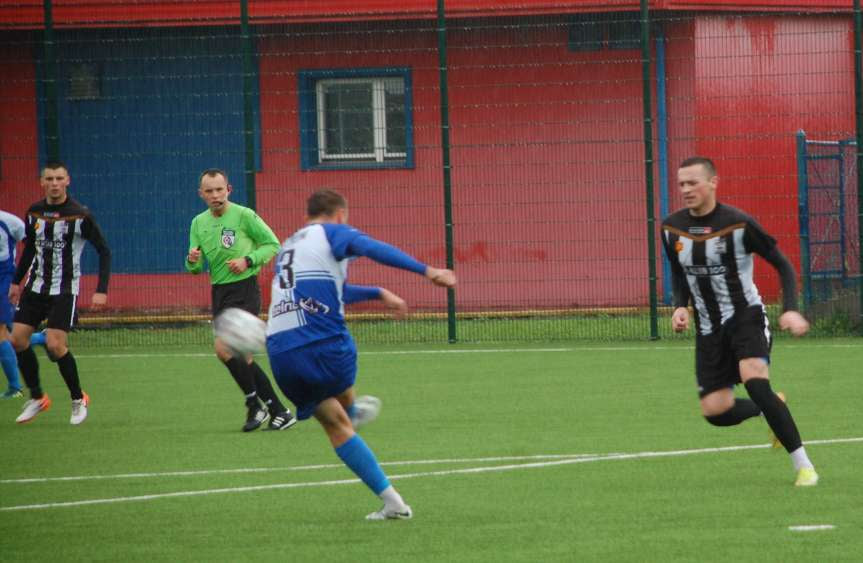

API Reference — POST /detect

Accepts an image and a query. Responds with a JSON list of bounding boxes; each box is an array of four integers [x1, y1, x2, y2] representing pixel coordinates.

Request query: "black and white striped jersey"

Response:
[[13, 197, 111, 296], [661, 202, 797, 335]]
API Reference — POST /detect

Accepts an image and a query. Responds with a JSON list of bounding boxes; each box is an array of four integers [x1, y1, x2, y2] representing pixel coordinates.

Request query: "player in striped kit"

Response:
[[266, 189, 456, 520], [661, 156, 817, 487], [8, 161, 111, 425]]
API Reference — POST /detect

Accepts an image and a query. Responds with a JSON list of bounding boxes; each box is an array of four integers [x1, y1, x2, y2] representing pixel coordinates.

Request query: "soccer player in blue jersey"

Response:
[[266, 189, 456, 520], [1, 209, 26, 398]]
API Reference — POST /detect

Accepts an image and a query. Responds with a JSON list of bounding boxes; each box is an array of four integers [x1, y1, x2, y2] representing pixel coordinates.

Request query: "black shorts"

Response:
[[14, 291, 78, 332], [695, 305, 772, 398], [211, 276, 261, 318]]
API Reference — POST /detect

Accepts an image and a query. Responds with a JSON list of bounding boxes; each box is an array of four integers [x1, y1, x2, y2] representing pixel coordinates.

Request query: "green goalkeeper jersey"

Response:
[[186, 202, 280, 285]]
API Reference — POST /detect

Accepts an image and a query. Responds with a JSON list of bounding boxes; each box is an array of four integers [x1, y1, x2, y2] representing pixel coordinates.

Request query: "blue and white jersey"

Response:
[[0, 209, 26, 276], [266, 222, 426, 353]]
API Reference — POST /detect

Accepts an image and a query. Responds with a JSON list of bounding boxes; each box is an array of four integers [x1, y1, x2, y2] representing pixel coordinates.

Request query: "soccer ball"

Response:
[[214, 308, 267, 356]]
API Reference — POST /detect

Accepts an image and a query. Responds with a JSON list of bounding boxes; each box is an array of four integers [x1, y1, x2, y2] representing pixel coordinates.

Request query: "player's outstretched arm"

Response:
[[342, 283, 407, 319], [425, 267, 456, 288], [778, 310, 809, 337]]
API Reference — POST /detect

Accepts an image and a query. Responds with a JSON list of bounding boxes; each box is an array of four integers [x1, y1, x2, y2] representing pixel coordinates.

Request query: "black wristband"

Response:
[[244, 256, 253, 268]]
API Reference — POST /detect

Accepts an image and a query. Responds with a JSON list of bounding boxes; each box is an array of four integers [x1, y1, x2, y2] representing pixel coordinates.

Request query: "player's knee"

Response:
[[44, 342, 67, 362], [10, 335, 29, 352], [743, 377, 773, 403]]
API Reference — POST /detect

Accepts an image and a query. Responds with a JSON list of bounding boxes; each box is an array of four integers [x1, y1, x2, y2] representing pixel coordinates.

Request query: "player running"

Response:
[[661, 156, 817, 487]]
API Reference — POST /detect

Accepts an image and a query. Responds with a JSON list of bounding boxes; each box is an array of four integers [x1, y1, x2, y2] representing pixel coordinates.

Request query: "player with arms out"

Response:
[[186, 168, 296, 432], [266, 189, 456, 520], [9, 161, 111, 425], [661, 156, 817, 487], [1, 209, 26, 398]]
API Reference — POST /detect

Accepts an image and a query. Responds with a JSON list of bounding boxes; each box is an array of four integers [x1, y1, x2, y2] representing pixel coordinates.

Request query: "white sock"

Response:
[[379, 485, 406, 509], [790, 446, 814, 471]]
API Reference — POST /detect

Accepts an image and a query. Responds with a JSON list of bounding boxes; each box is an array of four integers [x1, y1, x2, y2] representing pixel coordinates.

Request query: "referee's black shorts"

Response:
[[695, 305, 772, 398], [211, 276, 261, 318]]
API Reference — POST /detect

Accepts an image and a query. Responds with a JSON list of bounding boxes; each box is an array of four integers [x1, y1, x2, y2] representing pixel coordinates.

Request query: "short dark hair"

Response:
[[199, 168, 229, 186], [42, 160, 68, 173], [307, 189, 347, 218], [679, 156, 716, 176]]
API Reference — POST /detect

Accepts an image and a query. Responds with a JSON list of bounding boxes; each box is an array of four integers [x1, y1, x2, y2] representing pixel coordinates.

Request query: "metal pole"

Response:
[[655, 28, 671, 306], [795, 130, 812, 311], [641, 0, 658, 339], [240, 0, 257, 210], [437, 0, 457, 343], [42, 0, 60, 161], [854, 0, 863, 331]]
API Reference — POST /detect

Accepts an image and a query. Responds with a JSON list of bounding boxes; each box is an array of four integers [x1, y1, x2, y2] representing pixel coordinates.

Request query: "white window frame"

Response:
[[315, 77, 407, 163]]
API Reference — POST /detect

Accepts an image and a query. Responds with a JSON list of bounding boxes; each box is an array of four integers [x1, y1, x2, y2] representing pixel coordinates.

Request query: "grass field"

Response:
[[1, 337, 860, 562]]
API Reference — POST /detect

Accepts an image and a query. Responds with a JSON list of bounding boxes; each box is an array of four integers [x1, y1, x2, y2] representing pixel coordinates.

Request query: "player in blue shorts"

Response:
[[1, 209, 26, 398], [266, 189, 456, 520]]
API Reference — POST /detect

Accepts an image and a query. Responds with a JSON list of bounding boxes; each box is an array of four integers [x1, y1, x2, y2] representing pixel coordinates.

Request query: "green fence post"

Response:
[[42, 0, 60, 162], [855, 0, 863, 332], [795, 130, 812, 311], [240, 0, 257, 210], [437, 0, 457, 343], [641, 0, 659, 339]]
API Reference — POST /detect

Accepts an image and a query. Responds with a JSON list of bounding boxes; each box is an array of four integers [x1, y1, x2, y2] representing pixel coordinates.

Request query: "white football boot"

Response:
[[350, 395, 382, 429], [70, 392, 90, 425], [366, 504, 413, 521]]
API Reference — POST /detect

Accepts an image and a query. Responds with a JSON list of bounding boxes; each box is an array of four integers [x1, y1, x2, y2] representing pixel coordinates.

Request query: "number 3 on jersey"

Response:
[[277, 249, 296, 290]]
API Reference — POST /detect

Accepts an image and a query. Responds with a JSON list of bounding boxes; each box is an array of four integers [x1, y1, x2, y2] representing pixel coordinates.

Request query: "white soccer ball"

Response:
[[214, 307, 267, 356]]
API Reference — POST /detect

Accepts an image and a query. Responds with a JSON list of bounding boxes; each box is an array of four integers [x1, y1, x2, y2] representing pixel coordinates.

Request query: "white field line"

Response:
[[0, 453, 607, 485], [788, 525, 836, 532], [68, 342, 863, 360], [1, 437, 860, 512]]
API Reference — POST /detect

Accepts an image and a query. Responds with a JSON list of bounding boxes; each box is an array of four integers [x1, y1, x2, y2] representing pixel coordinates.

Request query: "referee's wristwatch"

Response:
[[244, 256, 253, 268]]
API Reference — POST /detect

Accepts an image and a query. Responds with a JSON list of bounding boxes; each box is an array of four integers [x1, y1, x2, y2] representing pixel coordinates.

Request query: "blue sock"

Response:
[[30, 331, 46, 346], [345, 403, 357, 419], [335, 434, 390, 495], [0, 340, 21, 390]]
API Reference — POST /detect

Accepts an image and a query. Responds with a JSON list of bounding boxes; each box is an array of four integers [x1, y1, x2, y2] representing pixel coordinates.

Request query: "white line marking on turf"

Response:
[[70, 342, 863, 359], [788, 525, 836, 532], [0, 453, 607, 485], [1, 437, 860, 512]]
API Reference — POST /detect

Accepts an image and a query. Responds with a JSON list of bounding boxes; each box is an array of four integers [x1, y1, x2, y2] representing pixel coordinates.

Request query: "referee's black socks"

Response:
[[248, 361, 287, 414], [744, 378, 802, 453], [222, 356, 257, 399]]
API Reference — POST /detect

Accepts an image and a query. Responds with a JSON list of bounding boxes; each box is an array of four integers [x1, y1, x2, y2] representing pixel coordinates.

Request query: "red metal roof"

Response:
[[0, 0, 852, 29]]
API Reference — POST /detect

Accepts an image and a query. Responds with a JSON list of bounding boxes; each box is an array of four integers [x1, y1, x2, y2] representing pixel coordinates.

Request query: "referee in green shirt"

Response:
[[186, 168, 295, 432]]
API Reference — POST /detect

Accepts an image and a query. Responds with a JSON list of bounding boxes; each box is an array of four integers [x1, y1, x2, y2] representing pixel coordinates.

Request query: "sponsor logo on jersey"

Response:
[[684, 264, 726, 277], [221, 228, 236, 248], [298, 297, 330, 315], [271, 297, 331, 318], [36, 239, 67, 250], [688, 226, 712, 235]]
